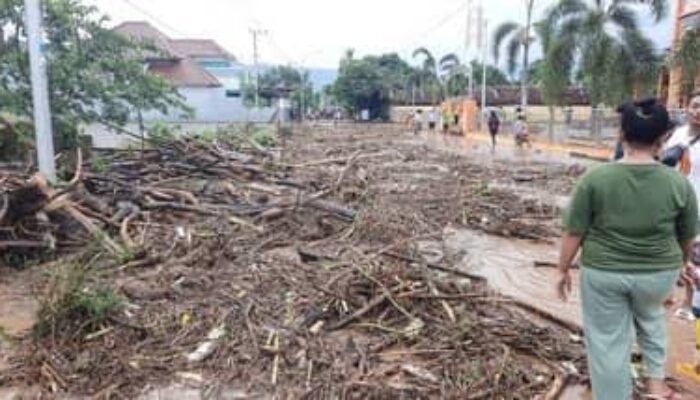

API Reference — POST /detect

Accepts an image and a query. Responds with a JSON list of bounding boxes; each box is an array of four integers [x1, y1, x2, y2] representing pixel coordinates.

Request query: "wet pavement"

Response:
[[414, 129, 610, 166]]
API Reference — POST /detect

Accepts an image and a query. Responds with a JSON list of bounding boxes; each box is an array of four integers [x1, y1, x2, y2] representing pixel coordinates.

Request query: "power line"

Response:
[[399, 1, 469, 55], [120, 0, 188, 37], [418, 2, 469, 42]]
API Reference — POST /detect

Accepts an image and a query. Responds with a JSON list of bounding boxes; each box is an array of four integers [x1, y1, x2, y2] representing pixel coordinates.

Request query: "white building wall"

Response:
[[85, 121, 270, 149], [141, 87, 275, 123]]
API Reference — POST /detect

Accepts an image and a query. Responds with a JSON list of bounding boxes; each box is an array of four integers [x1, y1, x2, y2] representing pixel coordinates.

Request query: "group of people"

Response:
[[410, 106, 531, 152], [410, 108, 459, 135], [559, 91, 700, 399]]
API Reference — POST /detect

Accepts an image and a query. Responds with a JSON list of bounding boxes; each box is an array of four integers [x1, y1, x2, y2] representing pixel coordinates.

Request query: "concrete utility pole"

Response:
[[521, 0, 535, 111], [249, 27, 267, 108], [25, 0, 56, 182], [300, 70, 306, 122], [465, 0, 473, 98], [476, 2, 484, 103], [481, 19, 488, 130]]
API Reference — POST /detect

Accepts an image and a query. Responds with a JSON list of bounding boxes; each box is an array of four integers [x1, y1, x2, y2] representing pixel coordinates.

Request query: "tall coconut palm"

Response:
[[439, 53, 461, 76], [413, 47, 439, 104], [438, 53, 463, 96], [492, 0, 536, 111], [545, 0, 667, 106], [413, 48, 463, 104]]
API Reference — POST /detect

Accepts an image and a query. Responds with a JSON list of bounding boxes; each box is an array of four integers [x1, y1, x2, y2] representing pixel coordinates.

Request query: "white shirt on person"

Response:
[[665, 125, 700, 214], [428, 111, 437, 123]]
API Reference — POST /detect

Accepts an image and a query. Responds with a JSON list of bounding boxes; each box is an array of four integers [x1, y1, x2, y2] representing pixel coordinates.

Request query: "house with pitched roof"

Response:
[[113, 21, 274, 123]]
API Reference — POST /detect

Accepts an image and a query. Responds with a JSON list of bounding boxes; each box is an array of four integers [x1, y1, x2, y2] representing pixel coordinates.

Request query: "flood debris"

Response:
[[0, 124, 588, 398]]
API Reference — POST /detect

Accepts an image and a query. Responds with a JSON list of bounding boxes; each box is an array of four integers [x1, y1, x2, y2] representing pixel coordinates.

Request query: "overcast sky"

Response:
[[85, 0, 673, 70]]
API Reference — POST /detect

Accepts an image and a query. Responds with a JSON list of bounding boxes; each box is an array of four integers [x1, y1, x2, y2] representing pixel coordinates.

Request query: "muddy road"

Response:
[[0, 122, 696, 398]]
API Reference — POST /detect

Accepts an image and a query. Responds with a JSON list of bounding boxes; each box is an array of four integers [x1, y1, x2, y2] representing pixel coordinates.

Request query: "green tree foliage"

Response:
[[245, 65, 316, 117], [443, 60, 510, 97], [366, 53, 416, 104], [412, 47, 441, 103], [672, 26, 700, 101], [331, 52, 415, 120], [544, 0, 666, 106], [412, 48, 466, 103], [0, 0, 189, 155]]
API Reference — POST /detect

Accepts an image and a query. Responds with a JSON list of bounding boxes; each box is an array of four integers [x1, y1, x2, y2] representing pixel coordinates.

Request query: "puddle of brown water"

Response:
[[488, 181, 571, 210], [444, 228, 581, 327]]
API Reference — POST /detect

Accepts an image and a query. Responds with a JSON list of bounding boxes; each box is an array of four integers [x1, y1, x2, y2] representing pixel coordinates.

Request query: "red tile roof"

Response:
[[170, 39, 237, 61], [113, 21, 181, 59], [112, 21, 233, 88], [148, 58, 220, 88]]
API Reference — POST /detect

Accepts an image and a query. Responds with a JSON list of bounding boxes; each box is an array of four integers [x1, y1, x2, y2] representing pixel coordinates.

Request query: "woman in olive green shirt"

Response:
[[558, 98, 697, 400]]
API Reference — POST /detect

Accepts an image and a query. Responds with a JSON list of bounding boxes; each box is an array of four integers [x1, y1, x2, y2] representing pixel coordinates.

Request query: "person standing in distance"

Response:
[[487, 110, 501, 152]]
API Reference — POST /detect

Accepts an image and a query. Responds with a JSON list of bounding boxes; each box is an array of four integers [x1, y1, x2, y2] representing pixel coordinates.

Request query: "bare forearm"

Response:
[[559, 233, 583, 271], [681, 239, 694, 264]]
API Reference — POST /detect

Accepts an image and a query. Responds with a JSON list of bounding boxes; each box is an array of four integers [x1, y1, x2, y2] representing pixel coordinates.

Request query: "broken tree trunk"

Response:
[[0, 180, 48, 226]]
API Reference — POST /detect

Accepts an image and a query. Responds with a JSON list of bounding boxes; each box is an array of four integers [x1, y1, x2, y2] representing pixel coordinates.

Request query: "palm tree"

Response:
[[438, 53, 463, 96], [439, 54, 461, 76], [413, 47, 439, 104], [412, 48, 463, 104], [545, 0, 667, 106], [672, 26, 700, 102], [492, 0, 536, 111]]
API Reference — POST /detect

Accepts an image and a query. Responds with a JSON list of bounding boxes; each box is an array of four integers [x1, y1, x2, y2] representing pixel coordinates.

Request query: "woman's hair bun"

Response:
[[634, 98, 656, 115], [617, 97, 671, 145]]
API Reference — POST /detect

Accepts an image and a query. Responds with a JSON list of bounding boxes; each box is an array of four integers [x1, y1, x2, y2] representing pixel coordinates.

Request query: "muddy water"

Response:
[[444, 229, 581, 329]]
